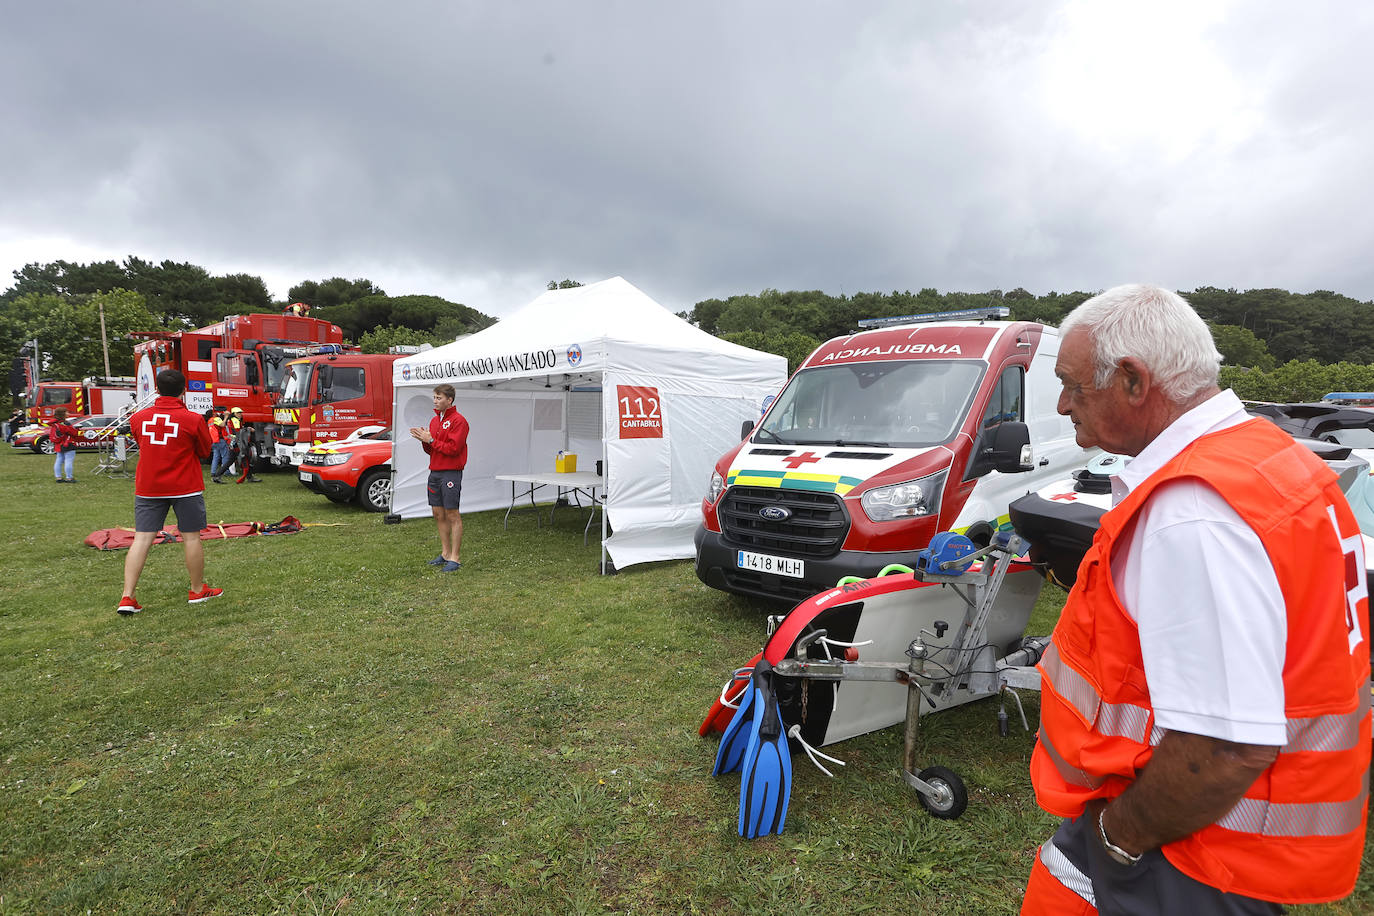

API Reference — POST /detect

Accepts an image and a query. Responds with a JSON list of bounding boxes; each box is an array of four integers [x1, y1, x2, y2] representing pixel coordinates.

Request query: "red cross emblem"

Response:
[[781, 451, 822, 469], [141, 413, 180, 445], [1048, 492, 1077, 501]]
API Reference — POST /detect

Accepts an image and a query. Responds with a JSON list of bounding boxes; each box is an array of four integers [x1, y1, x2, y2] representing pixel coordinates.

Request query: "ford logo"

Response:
[[759, 505, 791, 522]]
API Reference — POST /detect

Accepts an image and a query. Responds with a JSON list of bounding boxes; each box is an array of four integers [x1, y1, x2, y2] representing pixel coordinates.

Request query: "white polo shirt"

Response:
[[1109, 389, 1288, 746]]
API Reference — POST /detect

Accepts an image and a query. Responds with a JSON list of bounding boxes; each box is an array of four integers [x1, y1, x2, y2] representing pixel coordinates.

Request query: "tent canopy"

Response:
[[390, 277, 787, 568]]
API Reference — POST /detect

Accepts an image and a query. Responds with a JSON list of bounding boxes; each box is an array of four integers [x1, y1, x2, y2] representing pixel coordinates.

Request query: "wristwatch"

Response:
[[1098, 807, 1143, 866]]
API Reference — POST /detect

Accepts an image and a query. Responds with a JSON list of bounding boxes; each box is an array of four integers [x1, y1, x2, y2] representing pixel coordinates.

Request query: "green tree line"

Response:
[[10, 259, 1374, 407], [687, 286, 1374, 384]]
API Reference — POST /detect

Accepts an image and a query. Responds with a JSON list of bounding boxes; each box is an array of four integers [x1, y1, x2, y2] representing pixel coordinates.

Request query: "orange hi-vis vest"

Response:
[[1031, 418, 1371, 904]]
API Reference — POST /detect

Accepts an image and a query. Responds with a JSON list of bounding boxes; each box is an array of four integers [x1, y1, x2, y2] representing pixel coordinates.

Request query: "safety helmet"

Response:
[[230, 407, 243, 416]]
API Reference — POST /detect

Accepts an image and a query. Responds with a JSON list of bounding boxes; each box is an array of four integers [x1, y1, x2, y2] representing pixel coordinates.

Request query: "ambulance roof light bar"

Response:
[[857, 306, 1010, 329]]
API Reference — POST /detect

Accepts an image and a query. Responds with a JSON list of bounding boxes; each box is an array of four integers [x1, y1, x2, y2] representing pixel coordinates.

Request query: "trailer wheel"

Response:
[[358, 469, 391, 513], [916, 766, 968, 819], [36, 436, 54, 455]]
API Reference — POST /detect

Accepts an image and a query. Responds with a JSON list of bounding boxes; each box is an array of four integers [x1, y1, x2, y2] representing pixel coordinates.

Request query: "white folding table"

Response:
[[495, 471, 604, 545]]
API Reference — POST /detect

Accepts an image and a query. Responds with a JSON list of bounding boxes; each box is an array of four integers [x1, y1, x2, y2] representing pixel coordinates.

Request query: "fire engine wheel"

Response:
[[36, 436, 54, 455], [916, 766, 968, 819], [358, 469, 391, 513]]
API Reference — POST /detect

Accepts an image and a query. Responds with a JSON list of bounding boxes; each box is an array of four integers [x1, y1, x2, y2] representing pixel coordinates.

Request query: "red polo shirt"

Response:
[[423, 405, 469, 470]]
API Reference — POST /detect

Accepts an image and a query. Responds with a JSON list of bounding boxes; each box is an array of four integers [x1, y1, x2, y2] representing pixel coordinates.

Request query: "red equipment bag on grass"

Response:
[[85, 516, 304, 550]]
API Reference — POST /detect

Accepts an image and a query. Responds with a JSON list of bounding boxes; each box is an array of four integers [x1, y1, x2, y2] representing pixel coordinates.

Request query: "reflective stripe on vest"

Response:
[[1037, 727, 1104, 790], [1041, 643, 1156, 745], [1217, 781, 1370, 838], [1284, 692, 1370, 753], [1039, 837, 1096, 907], [1043, 643, 1370, 838]]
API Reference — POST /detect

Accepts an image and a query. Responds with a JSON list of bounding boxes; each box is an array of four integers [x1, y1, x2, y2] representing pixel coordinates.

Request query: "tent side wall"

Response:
[[601, 365, 779, 567]]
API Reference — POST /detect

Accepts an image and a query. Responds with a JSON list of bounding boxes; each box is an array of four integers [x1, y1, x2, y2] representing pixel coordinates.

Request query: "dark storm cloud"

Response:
[[1, 1, 1372, 314]]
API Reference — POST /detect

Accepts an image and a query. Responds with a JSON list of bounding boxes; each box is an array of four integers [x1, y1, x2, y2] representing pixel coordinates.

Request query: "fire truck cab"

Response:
[[693, 309, 1096, 603], [272, 352, 399, 466]]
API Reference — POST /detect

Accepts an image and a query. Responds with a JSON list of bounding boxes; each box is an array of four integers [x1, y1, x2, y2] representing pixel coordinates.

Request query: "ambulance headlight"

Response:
[[320, 452, 350, 466], [860, 471, 947, 522], [707, 470, 725, 503]]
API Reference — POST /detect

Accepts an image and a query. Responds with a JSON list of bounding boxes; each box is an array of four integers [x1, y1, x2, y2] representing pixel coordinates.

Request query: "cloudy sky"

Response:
[[2, 1, 1371, 317]]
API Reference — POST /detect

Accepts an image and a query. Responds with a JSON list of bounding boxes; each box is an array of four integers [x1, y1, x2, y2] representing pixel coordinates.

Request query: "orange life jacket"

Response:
[[1031, 418, 1371, 904]]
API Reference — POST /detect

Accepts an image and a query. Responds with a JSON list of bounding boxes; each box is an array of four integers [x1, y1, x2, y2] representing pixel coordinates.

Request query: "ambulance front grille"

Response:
[[719, 486, 848, 558]]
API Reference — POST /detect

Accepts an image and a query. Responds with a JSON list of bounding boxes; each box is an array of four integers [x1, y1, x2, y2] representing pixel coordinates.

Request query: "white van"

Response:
[[693, 310, 1095, 602]]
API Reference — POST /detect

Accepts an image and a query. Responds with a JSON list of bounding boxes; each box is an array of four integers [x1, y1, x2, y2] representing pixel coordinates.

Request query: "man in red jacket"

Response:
[[409, 383, 469, 572], [117, 368, 221, 615]]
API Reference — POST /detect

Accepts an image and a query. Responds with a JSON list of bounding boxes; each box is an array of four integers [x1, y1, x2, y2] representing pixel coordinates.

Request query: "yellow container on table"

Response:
[[556, 452, 577, 473]]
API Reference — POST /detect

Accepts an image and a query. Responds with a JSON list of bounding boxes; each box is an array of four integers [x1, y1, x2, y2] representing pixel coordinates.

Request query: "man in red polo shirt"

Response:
[[409, 383, 469, 572], [117, 368, 221, 615]]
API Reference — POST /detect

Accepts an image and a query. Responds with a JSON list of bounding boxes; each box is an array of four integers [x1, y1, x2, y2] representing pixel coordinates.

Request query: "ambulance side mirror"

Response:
[[741, 419, 755, 441], [968, 421, 1033, 478]]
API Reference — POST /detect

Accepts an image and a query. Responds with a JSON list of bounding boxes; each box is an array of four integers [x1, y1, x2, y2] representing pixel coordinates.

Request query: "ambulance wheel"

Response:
[[916, 766, 967, 819], [358, 469, 391, 513], [37, 436, 54, 455]]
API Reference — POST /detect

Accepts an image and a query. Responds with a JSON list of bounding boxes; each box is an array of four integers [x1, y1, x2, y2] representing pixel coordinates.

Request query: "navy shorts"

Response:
[[427, 470, 463, 509], [135, 494, 208, 534]]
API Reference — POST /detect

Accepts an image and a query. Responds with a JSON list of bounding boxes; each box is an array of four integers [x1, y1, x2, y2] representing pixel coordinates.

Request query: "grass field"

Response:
[[1, 444, 1370, 914]]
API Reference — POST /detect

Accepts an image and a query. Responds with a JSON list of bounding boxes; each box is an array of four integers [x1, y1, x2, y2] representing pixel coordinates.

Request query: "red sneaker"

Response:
[[188, 584, 224, 604], [117, 596, 142, 615]]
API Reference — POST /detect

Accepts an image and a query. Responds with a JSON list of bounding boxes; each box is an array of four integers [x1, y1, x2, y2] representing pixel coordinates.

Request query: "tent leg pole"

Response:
[[599, 437, 609, 575]]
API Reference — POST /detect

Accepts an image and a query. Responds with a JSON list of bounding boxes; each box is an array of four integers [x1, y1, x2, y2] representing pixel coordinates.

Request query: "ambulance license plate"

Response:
[[737, 551, 805, 578], [299, 470, 312, 483]]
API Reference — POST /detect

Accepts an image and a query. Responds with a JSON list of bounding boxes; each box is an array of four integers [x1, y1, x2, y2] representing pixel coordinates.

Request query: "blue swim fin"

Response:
[[712, 669, 757, 776], [737, 661, 792, 838]]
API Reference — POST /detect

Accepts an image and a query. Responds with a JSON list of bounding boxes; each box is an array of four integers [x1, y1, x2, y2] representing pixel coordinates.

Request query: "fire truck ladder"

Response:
[[92, 389, 156, 478]]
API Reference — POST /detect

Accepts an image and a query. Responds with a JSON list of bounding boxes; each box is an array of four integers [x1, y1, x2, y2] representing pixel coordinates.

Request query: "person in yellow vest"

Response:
[[207, 407, 231, 483], [1022, 285, 1370, 914]]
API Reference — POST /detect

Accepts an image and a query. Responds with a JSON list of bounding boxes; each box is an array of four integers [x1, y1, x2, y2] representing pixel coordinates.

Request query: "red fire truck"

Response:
[[130, 313, 350, 463], [24, 377, 139, 423], [272, 352, 400, 465]]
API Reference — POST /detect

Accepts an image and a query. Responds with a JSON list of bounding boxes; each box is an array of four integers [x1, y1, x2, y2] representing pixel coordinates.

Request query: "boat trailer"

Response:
[[766, 530, 1048, 819]]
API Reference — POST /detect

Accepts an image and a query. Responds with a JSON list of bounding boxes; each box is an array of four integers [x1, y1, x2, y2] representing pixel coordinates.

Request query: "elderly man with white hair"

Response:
[[1021, 285, 1370, 915]]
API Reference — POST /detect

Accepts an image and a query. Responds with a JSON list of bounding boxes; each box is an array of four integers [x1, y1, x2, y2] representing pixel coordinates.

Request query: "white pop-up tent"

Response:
[[390, 277, 787, 568]]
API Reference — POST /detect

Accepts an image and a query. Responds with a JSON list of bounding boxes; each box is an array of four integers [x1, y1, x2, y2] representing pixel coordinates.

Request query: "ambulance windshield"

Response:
[[757, 360, 984, 448], [277, 362, 313, 407]]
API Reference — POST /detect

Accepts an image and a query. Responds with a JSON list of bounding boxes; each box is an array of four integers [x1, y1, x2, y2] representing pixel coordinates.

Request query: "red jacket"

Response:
[[210, 416, 231, 443], [130, 396, 214, 497], [49, 421, 80, 451], [423, 406, 469, 470]]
